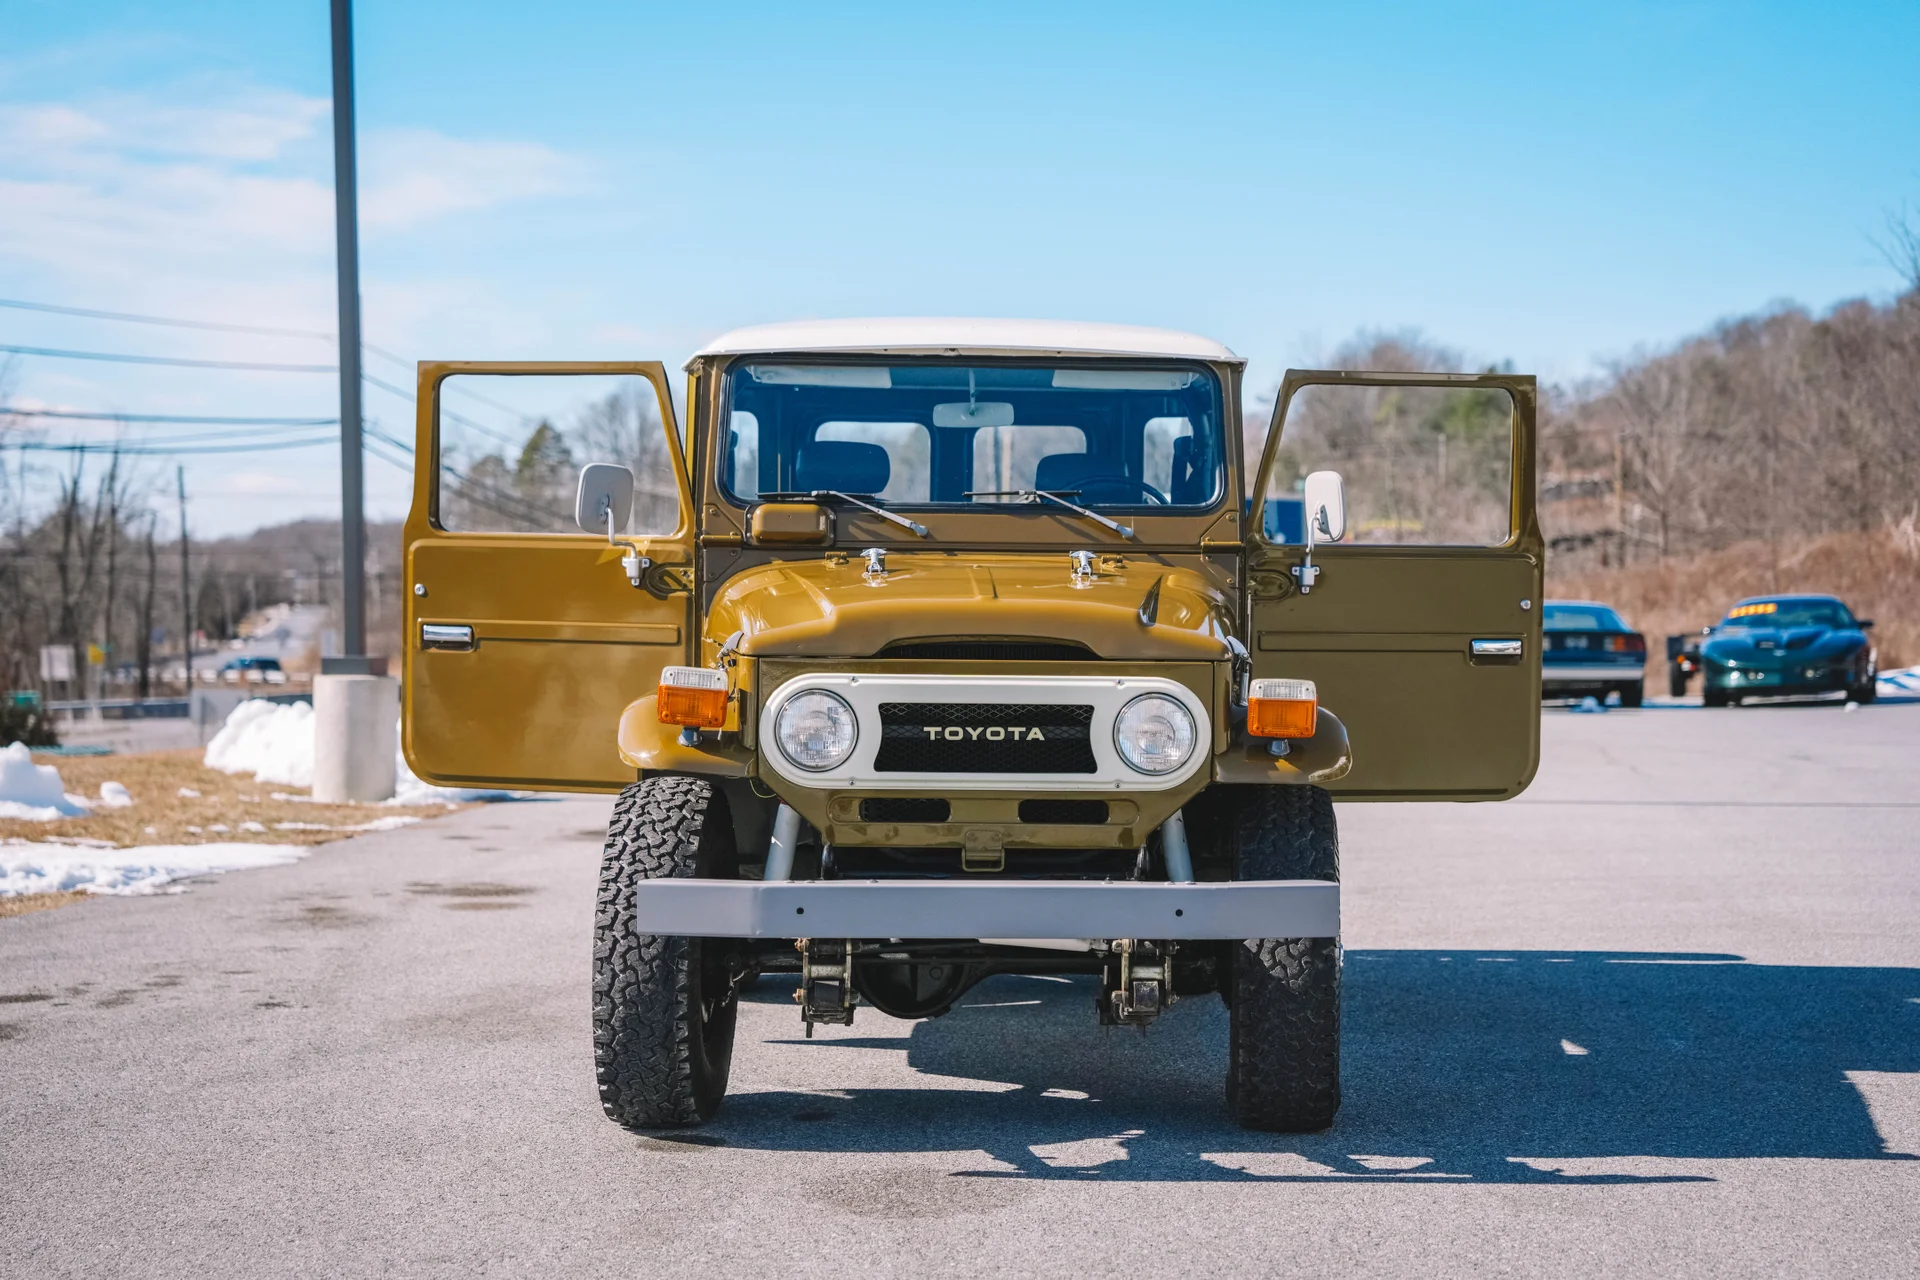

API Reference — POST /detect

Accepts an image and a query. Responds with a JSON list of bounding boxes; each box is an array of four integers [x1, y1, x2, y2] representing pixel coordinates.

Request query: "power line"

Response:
[[0, 344, 336, 373], [9, 437, 339, 456], [0, 407, 338, 426], [0, 296, 333, 341]]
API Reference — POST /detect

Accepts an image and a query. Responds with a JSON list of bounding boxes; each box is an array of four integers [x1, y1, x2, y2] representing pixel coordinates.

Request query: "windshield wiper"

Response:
[[759, 490, 929, 538], [965, 489, 1135, 539]]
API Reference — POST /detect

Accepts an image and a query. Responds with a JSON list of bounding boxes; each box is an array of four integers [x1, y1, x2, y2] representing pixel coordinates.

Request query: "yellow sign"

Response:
[[86, 643, 106, 665], [1728, 602, 1778, 618]]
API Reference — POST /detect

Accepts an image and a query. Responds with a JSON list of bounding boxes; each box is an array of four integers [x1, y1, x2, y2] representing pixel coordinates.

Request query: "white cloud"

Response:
[[362, 128, 589, 230], [0, 85, 589, 283]]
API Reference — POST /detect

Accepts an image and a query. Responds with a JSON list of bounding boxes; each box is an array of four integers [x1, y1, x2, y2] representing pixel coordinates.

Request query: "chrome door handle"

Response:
[[420, 623, 475, 652], [1474, 637, 1520, 667]]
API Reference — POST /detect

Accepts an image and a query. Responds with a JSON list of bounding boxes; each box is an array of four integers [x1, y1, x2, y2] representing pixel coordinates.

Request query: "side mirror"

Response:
[[575, 463, 635, 540], [1858, 619, 1874, 630], [1303, 470, 1346, 544]]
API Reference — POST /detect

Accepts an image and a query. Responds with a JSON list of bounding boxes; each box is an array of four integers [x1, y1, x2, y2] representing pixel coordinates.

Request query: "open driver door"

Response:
[[402, 362, 695, 791], [1245, 370, 1543, 799]]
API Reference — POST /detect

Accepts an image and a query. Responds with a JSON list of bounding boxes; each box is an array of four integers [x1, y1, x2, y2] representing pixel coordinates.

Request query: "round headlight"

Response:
[[774, 690, 858, 771], [1113, 693, 1196, 775]]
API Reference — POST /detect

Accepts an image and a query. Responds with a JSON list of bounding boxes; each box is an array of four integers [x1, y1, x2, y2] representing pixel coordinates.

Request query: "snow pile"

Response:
[[0, 742, 89, 821], [203, 699, 517, 804], [97, 781, 135, 808], [204, 699, 314, 787], [1879, 666, 1920, 695], [392, 755, 517, 806], [0, 841, 306, 896]]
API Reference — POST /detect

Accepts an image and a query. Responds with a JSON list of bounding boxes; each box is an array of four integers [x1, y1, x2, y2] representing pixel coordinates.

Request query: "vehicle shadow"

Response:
[[707, 952, 1920, 1183]]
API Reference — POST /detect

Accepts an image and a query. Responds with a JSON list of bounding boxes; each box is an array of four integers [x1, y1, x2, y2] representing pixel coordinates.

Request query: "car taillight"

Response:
[[1606, 635, 1647, 653], [657, 666, 729, 728], [1247, 678, 1318, 739]]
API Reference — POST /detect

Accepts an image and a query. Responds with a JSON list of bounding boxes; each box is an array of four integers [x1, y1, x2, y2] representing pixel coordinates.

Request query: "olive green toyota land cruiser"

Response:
[[400, 318, 1542, 1133]]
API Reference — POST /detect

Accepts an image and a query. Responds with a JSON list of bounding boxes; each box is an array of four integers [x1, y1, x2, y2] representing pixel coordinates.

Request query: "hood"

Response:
[[1703, 625, 1864, 662], [708, 553, 1235, 660]]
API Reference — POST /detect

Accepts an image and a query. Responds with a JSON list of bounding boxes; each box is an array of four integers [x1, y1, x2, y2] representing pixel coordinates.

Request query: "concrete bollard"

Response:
[[312, 674, 399, 803]]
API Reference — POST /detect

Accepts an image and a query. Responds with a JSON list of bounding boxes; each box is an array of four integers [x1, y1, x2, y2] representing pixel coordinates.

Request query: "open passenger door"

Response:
[[402, 362, 695, 791], [1246, 370, 1542, 799]]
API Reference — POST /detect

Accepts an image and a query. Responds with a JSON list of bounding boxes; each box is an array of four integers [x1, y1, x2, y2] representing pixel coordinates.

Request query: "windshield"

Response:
[[1543, 603, 1628, 631], [1720, 600, 1852, 629], [721, 361, 1225, 509]]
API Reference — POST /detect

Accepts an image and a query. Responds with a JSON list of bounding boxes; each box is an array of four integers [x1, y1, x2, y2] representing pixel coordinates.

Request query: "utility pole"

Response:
[[330, 0, 369, 671], [313, 0, 398, 805], [177, 465, 192, 691]]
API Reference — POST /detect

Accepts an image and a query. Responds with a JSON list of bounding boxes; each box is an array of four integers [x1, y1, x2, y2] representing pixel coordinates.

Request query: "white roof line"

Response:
[[687, 317, 1242, 368]]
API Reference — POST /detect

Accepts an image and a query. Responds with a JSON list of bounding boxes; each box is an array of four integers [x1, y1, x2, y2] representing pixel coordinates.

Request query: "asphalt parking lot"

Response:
[[4, 697, 1917, 1278]]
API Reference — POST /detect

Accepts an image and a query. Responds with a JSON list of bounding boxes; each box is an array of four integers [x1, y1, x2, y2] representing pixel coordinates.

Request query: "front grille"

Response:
[[1018, 799, 1109, 825], [873, 703, 1097, 773], [878, 640, 1094, 662], [859, 797, 951, 823]]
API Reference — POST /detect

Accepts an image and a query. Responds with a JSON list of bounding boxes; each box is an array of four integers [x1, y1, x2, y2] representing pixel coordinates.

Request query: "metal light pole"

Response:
[[314, 0, 397, 803], [329, 0, 369, 672]]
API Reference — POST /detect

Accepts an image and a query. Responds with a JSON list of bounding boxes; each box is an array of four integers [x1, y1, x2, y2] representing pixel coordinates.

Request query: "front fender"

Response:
[[1212, 707, 1351, 785], [618, 695, 753, 777]]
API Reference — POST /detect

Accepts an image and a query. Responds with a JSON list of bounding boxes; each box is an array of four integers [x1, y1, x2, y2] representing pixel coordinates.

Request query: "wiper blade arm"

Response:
[[761, 490, 928, 538], [966, 489, 1134, 539]]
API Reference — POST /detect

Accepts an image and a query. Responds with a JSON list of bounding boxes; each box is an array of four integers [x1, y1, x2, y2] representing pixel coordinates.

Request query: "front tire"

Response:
[[1223, 785, 1341, 1133], [593, 776, 740, 1128]]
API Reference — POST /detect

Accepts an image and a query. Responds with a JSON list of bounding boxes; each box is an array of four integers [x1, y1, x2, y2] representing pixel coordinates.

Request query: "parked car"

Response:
[[400, 319, 1546, 1135], [220, 655, 285, 684], [1699, 594, 1876, 707], [1541, 600, 1646, 706]]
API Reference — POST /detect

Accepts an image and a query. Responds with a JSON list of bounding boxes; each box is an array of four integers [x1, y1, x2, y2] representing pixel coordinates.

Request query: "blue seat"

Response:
[[794, 441, 891, 494], [1032, 452, 1109, 494]]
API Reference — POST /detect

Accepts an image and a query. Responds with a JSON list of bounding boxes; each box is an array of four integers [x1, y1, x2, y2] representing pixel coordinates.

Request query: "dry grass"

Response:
[[1, 748, 468, 849], [1551, 526, 1920, 672], [0, 890, 90, 918]]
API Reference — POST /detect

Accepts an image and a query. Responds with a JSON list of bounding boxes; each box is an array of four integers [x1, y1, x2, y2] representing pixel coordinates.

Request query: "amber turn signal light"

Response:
[[657, 666, 729, 728], [1247, 678, 1318, 739]]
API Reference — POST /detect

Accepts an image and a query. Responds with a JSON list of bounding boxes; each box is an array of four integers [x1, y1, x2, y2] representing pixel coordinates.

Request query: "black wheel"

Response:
[[1223, 785, 1341, 1132], [1848, 680, 1878, 705], [593, 776, 740, 1128], [1618, 681, 1643, 708], [1668, 666, 1689, 698], [1703, 685, 1729, 708]]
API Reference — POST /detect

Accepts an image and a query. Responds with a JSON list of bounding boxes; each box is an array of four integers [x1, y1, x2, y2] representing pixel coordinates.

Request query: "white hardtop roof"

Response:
[[688, 318, 1242, 368]]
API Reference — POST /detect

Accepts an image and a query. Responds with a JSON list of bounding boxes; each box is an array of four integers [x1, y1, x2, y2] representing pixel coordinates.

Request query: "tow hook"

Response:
[[796, 937, 857, 1035], [1099, 939, 1173, 1028]]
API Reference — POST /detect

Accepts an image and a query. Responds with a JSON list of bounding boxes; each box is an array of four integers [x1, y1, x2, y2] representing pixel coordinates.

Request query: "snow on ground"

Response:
[[204, 699, 314, 786], [1879, 666, 1920, 695], [1, 841, 305, 896], [0, 742, 91, 821], [202, 699, 518, 803]]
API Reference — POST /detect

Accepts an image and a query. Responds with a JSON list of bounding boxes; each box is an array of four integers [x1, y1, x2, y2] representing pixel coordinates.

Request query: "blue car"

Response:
[[1699, 594, 1877, 707], [1541, 600, 1647, 706]]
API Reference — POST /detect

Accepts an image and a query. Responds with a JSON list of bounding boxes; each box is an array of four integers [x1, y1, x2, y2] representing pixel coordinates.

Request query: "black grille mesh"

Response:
[[858, 797, 952, 823], [1018, 799, 1110, 825], [874, 703, 1097, 773], [878, 640, 1094, 662]]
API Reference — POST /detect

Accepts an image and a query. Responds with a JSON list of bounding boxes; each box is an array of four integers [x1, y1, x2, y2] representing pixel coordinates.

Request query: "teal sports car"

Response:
[[1699, 594, 1877, 707]]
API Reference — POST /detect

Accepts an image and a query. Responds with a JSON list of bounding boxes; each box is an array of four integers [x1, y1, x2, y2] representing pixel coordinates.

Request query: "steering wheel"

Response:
[[1070, 474, 1168, 506]]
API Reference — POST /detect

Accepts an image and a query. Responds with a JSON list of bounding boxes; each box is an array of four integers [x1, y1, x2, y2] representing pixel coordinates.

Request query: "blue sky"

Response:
[[2, 0, 1916, 534]]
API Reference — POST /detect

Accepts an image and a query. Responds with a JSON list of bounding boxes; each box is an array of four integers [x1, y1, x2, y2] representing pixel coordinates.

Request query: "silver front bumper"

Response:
[[629, 878, 1339, 940]]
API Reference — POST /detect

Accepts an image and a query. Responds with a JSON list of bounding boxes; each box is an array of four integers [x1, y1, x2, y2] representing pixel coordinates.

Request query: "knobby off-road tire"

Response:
[[1225, 784, 1341, 1133], [593, 776, 739, 1128]]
